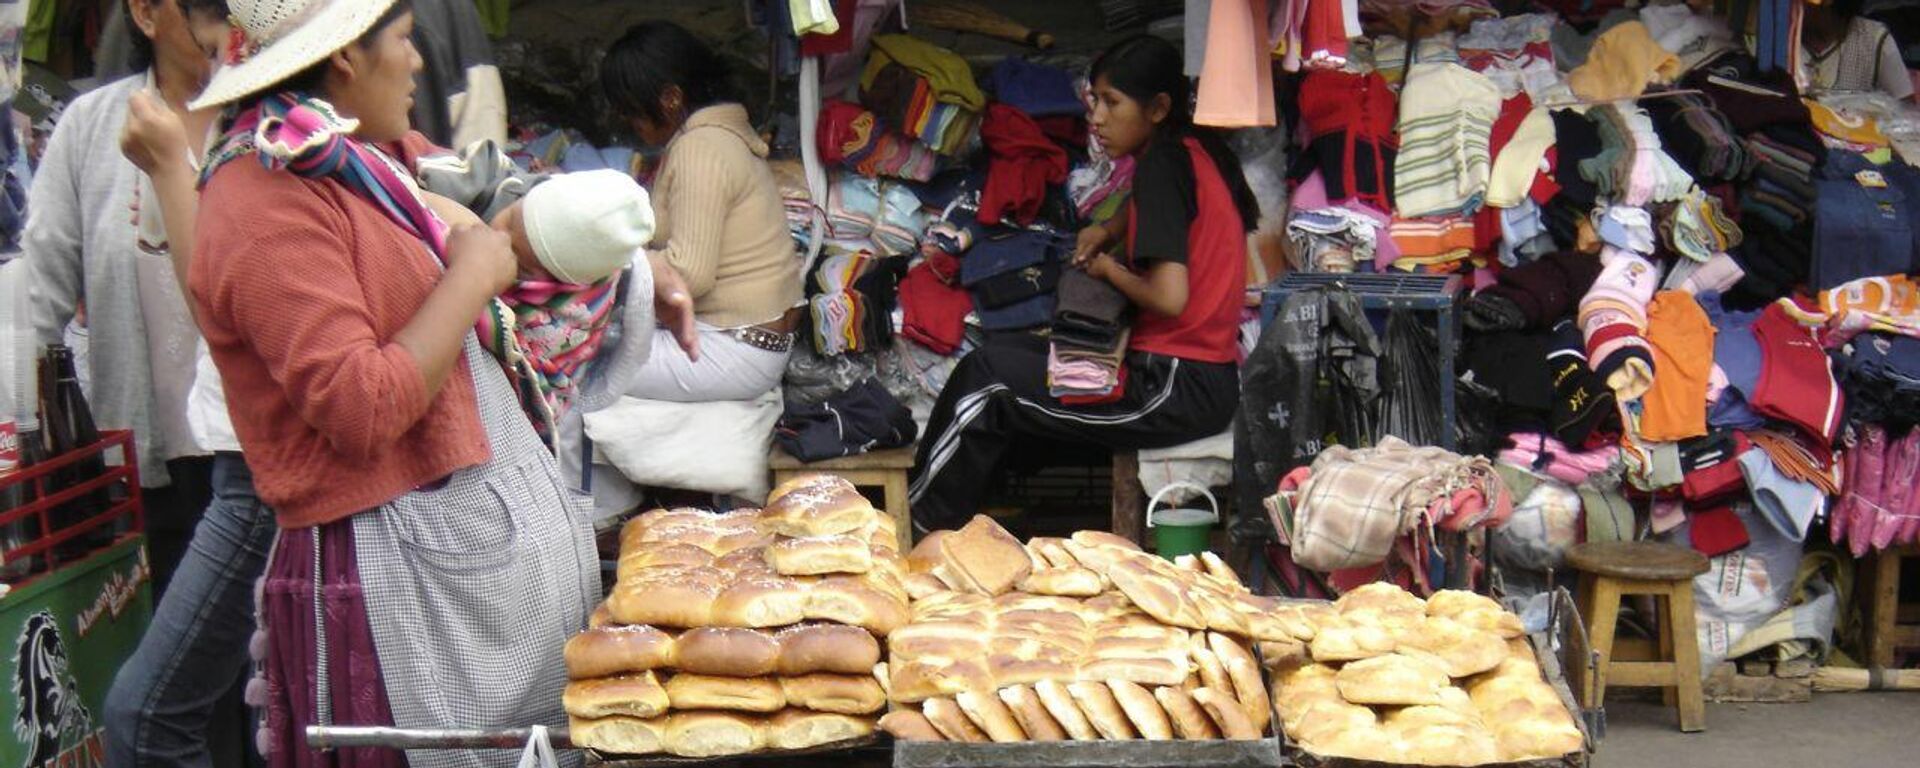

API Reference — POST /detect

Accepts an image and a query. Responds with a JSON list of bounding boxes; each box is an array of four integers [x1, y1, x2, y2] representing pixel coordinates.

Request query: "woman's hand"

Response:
[[120, 90, 190, 181], [1071, 221, 1114, 268], [1081, 251, 1122, 283], [649, 257, 700, 361], [444, 223, 517, 297]]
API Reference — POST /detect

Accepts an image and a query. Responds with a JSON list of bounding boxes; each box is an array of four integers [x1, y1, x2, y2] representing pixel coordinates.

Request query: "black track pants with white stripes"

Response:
[[907, 332, 1238, 532]]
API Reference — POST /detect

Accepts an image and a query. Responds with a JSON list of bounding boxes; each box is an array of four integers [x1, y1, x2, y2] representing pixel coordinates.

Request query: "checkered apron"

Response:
[[353, 335, 600, 768]]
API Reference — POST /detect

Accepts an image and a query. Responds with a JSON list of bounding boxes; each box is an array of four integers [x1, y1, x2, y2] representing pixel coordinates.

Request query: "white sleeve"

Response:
[[1876, 33, 1914, 100]]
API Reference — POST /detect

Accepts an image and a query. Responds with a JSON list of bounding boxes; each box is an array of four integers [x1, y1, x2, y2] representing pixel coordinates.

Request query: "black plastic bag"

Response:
[[1378, 309, 1443, 446]]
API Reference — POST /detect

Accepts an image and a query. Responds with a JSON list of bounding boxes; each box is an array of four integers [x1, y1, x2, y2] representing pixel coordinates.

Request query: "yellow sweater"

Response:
[[650, 104, 804, 328]]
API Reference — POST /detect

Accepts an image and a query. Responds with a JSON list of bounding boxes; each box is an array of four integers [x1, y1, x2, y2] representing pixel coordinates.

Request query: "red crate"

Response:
[[0, 429, 145, 583]]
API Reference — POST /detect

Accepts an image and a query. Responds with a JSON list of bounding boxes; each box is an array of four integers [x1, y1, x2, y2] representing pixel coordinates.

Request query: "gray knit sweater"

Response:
[[24, 75, 197, 486]]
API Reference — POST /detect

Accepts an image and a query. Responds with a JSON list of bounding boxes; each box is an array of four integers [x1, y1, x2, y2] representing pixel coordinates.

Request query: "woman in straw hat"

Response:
[[185, 1, 596, 765]]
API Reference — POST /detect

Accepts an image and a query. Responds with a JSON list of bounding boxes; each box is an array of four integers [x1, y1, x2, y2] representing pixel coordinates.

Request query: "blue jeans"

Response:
[[106, 453, 276, 768]]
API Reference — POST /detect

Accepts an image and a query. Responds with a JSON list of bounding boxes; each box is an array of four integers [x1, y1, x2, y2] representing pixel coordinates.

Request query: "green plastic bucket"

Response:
[[1147, 482, 1219, 560]]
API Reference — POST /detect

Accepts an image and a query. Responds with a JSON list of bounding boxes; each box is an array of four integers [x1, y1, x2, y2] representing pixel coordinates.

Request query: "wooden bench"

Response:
[[769, 445, 916, 552], [1863, 545, 1920, 669], [1568, 540, 1710, 733]]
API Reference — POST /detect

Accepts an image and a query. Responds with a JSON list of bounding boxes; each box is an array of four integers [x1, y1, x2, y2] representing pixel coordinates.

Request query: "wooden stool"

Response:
[[769, 445, 915, 552], [1567, 540, 1710, 733], [1863, 545, 1920, 669]]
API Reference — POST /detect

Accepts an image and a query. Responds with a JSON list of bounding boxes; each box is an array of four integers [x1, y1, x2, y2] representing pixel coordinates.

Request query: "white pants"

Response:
[[624, 323, 790, 402]]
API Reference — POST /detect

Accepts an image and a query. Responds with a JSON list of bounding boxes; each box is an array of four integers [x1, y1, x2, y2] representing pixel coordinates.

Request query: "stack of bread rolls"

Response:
[[567, 475, 904, 757], [880, 516, 1306, 743], [1267, 583, 1585, 765]]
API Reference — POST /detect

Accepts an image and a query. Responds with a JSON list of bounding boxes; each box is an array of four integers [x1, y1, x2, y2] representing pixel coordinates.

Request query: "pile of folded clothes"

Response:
[[808, 249, 901, 356], [1048, 269, 1130, 404], [959, 225, 1067, 332], [818, 99, 940, 182], [826, 175, 930, 256], [860, 34, 984, 157]]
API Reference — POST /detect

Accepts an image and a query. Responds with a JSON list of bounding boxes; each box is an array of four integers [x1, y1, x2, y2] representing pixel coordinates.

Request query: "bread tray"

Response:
[[588, 734, 886, 766], [893, 737, 1284, 768], [1279, 589, 1593, 768]]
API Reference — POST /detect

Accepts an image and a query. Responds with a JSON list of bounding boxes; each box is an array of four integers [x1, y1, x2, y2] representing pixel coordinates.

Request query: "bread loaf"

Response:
[[588, 603, 616, 630], [906, 531, 950, 574], [1154, 687, 1221, 740], [1426, 589, 1527, 639], [1033, 680, 1099, 740], [938, 516, 1032, 596], [762, 477, 877, 538], [1192, 647, 1230, 694], [888, 658, 993, 703], [1017, 567, 1104, 597], [1335, 653, 1449, 706], [568, 715, 663, 755], [711, 578, 812, 628], [1027, 538, 1081, 570], [1207, 633, 1270, 734], [1300, 722, 1403, 763], [1067, 681, 1136, 740], [1335, 583, 1426, 628], [779, 674, 887, 715], [904, 573, 949, 600], [873, 663, 890, 698], [1190, 687, 1260, 739], [999, 685, 1068, 741], [1107, 681, 1174, 740], [562, 673, 670, 719], [1199, 552, 1241, 587], [955, 689, 1029, 743], [607, 570, 724, 628], [1308, 621, 1397, 662], [673, 627, 781, 677], [767, 534, 874, 576], [1490, 715, 1584, 761], [775, 623, 882, 675], [1286, 699, 1378, 745], [764, 709, 874, 750], [922, 697, 991, 742], [878, 710, 946, 741], [1108, 559, 1205, 630], [663, 674, 785, 713], [663, 711, 767, 758], [565, 626, 676, 679], [1070, 530, 1142, 552]]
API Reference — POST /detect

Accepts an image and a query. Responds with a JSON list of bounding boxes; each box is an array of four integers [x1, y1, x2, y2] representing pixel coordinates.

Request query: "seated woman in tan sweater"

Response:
[[600, 21, 805, 402]]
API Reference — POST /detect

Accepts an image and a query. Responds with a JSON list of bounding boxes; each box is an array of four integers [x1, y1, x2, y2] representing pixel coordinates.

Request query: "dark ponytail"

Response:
[[1089, 35, 1260, 232]]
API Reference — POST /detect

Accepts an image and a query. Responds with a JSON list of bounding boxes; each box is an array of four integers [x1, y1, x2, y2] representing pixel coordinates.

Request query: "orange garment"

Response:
[[1195, 0, 1277, 128], [192, 133, 491, 528], [1639, 290, 1716, 442]]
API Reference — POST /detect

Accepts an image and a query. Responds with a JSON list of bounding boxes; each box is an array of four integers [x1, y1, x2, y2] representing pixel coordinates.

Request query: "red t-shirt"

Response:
[[1125, 136, 1247, 364]]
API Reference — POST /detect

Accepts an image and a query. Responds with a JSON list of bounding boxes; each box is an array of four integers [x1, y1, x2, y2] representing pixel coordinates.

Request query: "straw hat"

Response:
[[189, 0, 401, 110]]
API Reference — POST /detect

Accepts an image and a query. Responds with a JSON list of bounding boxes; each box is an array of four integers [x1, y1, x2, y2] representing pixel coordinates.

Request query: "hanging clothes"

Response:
[[1195, 0, 1278, 128]]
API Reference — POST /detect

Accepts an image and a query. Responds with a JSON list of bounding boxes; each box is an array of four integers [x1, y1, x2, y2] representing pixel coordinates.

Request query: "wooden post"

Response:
[[1111, 451, 1144, 546]]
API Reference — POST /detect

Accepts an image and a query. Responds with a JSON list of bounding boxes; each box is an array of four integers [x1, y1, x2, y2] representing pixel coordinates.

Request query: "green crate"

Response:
[[0, 536, 153, 767]]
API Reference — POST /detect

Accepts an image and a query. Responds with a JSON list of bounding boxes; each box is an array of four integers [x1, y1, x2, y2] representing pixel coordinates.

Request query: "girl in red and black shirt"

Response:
[[908, 35, 1260, 532]]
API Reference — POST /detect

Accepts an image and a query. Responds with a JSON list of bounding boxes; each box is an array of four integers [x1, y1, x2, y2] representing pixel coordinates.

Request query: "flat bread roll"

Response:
[[1190, 687, 1260, 739], [873, 663, 890, 698], [588, 603, 617, 630], [1302, 722, 1404, 764], [904, 573, 949, 600], [764, 709, 874, 750], [906, 531, 950, 575], [922, 697, 990, 742], [1018, 567, 1105, 597], [562, 673, 670, 719], [1308, 621, 1397, 662], [1427, 589, 1527, 640], [999, 685, 1068, 741], [767, 534, 874, 576], [607, 571, 724, 628], [1336, 654, 1450, 706], [1071, 530, 1143, 551], [1068, 681, 1137, 740], [1394, 616, 1508, 678], [1285, 699, 1376, 745], [663, 711, 766, 758], [888, 657, 994, 703], [1192, 590, 1252, 637], [1257, 640, 1310, 669], [1034, 680, 1100, 740], [710, 578, 810, 628], [1385, 705, 1481, 732], [664, 674, 786, 713], [938, 516, 1032, 596], [1199, 552, 1242, 587], [1154, 686, 1221, 740], [568, 715, 663, 755], [1028, 538, 1081, 569], [1394, 722, 1501, 767], [565, 626, 677, 679], [780, 674, 887, 715], [1273, 662, 1342, 716], [955, 689, 1028, 743], [775, 623, 883, 676], [1491, 716, 1584, 761], [1335, 582, 1427, 628], [1108, 681, 1174, 740], [674, 627, 781, 677], [878, 710, 945, 741]]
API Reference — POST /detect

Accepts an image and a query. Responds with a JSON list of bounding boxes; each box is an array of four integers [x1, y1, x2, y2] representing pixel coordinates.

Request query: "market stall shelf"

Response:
[[892, 735, 1282, 768]]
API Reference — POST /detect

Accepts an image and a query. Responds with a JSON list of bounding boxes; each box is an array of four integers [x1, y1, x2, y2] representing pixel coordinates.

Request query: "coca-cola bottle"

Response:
[[38, 344, 111, 558]]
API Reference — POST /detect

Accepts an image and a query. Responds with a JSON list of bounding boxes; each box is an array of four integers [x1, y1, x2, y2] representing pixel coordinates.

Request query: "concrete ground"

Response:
[[1592, 694, 1920, 767]]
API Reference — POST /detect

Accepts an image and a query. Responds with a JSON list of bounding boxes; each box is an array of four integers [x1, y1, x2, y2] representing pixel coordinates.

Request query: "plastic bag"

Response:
[[516, 725, 558, 768], [1378, 309, 1442, 446], [783, 344, 877, 407]]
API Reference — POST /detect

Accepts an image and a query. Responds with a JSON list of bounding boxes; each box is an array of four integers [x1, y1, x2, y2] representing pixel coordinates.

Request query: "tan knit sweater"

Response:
[[650, 104, 803, 328]]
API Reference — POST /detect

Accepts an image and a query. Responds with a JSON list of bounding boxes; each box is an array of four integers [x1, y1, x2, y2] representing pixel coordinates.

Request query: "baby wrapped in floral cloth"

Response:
[[417, 141, 659, 440]]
